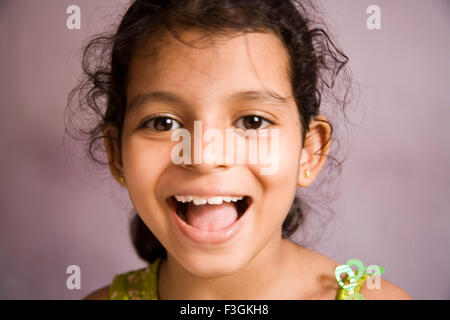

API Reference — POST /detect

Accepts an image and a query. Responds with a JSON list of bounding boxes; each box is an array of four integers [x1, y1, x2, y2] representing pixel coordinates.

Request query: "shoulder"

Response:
[[287, 242, 342, 299], [289, 243, 412, 300], [83, 285, 111, 300], [302, 247, 343, 299]]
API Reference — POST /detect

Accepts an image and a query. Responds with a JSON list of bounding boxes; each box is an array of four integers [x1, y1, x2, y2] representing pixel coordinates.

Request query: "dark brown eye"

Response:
[[144, 117, 182, 131], [234, 115, 271, 130]]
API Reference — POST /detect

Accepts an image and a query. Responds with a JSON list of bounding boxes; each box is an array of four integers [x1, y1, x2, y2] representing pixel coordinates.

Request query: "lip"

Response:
[[166, 195, 253, 245]]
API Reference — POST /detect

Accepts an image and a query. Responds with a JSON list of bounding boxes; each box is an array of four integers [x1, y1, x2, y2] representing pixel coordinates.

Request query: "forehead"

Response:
[[126, 30, 293, 105]]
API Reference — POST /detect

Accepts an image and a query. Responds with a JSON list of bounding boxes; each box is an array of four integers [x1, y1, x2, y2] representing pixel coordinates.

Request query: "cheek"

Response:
[[252, 126, 301, 181], [121, 136, 179, 245], [121, 137, 173, 207], [277, 129, 302, 182], [249, 128, 301, 223]]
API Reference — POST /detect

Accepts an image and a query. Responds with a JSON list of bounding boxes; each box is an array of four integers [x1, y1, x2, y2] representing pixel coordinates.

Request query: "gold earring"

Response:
[[119, 175, 125, 184], [304, 169, 311, 178]]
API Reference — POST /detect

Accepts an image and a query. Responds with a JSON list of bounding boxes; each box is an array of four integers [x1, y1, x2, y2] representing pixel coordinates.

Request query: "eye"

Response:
[[234, 115, 272, 130], [143, 116, 182, 131]]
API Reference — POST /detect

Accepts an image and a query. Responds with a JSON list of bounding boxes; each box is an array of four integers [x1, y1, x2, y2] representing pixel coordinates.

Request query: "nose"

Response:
[[181, 156, 229, 174], [177, 120, 231, 174]]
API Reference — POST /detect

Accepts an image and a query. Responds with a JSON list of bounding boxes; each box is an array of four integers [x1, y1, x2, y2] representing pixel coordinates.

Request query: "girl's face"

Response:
[[121, 31, 303, 276]]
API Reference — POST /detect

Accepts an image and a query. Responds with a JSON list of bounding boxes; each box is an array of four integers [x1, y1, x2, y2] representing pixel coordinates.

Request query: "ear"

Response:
[[103, 125, 125, 185], [297, 115, 332, 188]]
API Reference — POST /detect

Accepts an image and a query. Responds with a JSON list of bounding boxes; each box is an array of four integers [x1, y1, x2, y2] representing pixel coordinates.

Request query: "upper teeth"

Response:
[[174, 195, 244, 205]]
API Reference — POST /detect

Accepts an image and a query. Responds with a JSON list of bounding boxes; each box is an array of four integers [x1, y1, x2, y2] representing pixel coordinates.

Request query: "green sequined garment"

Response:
[[109, 257, 367, 300], [109, 257, 161, 300], [335, 273, 369, 300]]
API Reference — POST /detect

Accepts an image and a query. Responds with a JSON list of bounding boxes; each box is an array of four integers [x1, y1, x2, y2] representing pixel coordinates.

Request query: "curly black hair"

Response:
[[66, 0, 353, 264]]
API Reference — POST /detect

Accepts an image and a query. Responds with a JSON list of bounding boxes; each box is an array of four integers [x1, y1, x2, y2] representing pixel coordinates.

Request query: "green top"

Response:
[[109, 257, 161, 300], [335, 272, 369, 300], [109, 257, 367, 300]]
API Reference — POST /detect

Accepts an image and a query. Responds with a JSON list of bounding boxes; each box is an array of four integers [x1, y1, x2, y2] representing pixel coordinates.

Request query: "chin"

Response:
[[176, 250, 251, 278]]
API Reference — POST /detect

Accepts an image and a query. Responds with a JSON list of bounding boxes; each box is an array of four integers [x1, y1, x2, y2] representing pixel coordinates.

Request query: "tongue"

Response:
[[186, 202, 238, 231]]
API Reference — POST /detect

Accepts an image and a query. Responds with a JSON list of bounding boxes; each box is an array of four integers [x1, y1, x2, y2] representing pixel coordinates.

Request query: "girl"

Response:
[[67, 0, 411, 300]]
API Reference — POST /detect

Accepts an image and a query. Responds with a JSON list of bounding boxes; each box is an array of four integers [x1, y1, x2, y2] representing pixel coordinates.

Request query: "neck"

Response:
[[158, 236, 304, 299]]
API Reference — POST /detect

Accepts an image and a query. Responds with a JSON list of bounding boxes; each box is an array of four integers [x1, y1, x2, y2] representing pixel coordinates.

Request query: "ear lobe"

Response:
[[297, 115, 332, 188], [103, 126, 123, 183], [297, 139, 315, 188]]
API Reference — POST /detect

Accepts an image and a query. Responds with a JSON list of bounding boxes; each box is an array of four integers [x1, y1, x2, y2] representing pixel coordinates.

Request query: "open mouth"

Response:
[[167, 195, 252, 231]]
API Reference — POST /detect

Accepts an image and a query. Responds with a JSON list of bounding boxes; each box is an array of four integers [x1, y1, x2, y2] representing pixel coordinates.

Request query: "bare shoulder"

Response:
[[83, 285, 111, 300], [288, 242, 412, 300], [302, 247, 343, 298], [295, 245, 412, 300], [288, 242, 342, 299], [360, 277, 412, 300]]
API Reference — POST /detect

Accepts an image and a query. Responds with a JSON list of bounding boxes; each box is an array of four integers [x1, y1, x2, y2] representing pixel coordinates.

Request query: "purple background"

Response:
[[0, 0, 449, 299]]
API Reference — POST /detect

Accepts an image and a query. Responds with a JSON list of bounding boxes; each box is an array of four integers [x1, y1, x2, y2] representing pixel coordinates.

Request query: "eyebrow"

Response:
[[229, 90, 290, 107], [126, 90, 290, 116]]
